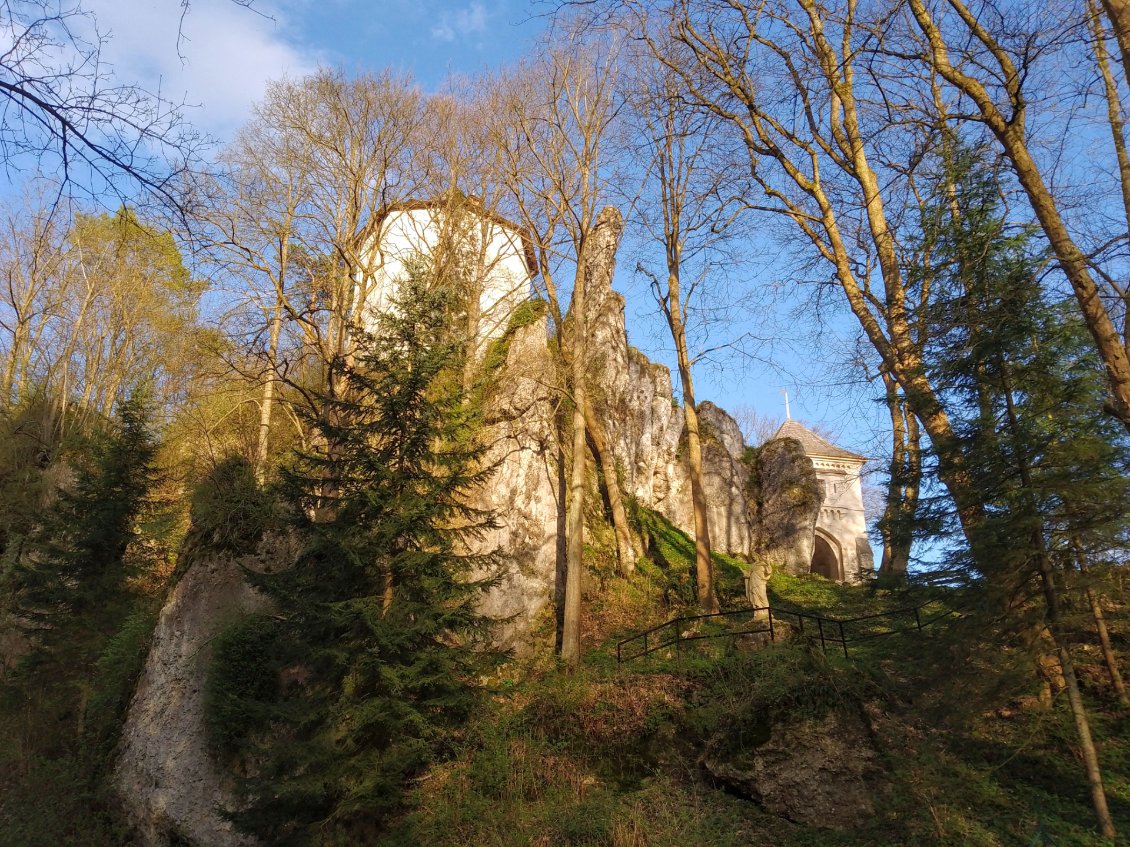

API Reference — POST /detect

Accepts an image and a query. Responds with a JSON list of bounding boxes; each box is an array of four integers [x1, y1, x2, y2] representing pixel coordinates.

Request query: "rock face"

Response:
[[579, 222, 756, 559], [701, 708, 884, 830], [749, 437, 824, 573], [114, 551, 267, 847], [472, 314, 561, 651]]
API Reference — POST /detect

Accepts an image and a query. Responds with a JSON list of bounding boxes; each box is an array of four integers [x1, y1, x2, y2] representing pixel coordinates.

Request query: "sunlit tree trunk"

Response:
[[878, 368, 919, 577], [583, 396, 635, 575], [561, 257, 588, 666]]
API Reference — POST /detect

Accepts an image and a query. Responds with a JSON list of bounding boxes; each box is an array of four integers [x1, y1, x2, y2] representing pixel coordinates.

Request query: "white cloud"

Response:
[[81, 0, 320, 140], [430, 1, 489, 43]]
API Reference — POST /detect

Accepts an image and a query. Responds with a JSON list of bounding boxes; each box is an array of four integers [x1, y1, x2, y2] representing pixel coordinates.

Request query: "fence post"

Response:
[[643, 630, 648, 658], [817, 617, 826, 654], [914, 607, 922, 631], [617, 641, 621, 665], [798, 613, 804, 636], [839, 620, 848, 659], [768, 607, 775, 642]]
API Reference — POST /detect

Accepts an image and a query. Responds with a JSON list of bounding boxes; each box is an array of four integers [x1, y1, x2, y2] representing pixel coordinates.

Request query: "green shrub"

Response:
[[205, 614, 287, 753], [83, 606, 158, 765]]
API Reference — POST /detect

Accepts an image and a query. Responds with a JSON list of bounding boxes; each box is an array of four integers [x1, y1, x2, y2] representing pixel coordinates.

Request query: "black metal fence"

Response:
[[615, 603, 939, 664]]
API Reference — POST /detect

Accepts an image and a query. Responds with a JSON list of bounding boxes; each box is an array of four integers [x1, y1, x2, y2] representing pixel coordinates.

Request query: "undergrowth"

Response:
[[378, 518, 1129, 847]]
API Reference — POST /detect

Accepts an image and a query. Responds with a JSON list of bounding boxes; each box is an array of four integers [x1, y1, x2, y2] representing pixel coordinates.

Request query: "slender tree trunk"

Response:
[[1037, 549, 1117, 839], [1101, 0, 1130, 88], [2, 321, 24, 404], [665, 271, 719, 613], [878, 369, 919, 577], [255, 297, 284, 483], [583, 396, 635, 575], [999, 365, 1117, 839], [1074, 538, 1129, 707], [561, 259, 588, 666], [561, 207, 624, 663]]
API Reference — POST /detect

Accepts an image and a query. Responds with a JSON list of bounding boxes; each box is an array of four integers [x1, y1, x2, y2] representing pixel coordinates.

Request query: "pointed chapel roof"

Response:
[[771, 419, 867, 462]]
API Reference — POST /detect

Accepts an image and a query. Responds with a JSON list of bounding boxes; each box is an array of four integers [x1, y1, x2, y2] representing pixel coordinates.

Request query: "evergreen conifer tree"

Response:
[[10, 392, 159, 633], [229, 264, 502, 843], [913, 143, 1128, 836]]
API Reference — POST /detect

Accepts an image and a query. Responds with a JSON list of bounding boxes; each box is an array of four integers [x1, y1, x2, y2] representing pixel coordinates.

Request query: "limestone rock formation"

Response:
[[748, 437, 824, 573], [700, 708, 884, 830], [472, 313, 561, 651], [114, 551, 268, 847], [579, 230, 756, 559]]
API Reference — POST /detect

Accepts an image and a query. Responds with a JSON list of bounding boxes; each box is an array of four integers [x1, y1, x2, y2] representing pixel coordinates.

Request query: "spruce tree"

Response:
[[229, 264, 502, 843], [913, 143, 1128, 837], [10, 392, 159, 633]]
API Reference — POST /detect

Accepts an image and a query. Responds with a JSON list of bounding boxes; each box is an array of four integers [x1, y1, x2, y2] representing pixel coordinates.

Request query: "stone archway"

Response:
[[810, 531, 842, 581]]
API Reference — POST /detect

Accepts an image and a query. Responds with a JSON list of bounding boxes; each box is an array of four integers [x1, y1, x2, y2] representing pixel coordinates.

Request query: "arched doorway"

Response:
[[810, 532, 841, 581]]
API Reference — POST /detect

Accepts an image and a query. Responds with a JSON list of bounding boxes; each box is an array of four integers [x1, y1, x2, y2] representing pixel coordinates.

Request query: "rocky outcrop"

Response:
[[749, 437, 824, 574], [687, 402, 754, 557], [579, 235, 755, 559], [114, 551, 268, 846], [473, 313, 561, 651], [701, 708, 884, 830]]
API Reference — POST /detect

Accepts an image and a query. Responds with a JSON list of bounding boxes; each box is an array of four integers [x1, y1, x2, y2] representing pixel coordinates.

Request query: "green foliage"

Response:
[[376, 570, 1130, 847], [222, 263, 504, 843], [186, 455, 275, 557], [480, 296, 547, 374], [9, 392, 159, 636], [912, 143, 1130, 584], [206, 614, 288, 753], [82, 606, 159, 766], [634, 507, 746, 609], [0, 589, 158, 845]]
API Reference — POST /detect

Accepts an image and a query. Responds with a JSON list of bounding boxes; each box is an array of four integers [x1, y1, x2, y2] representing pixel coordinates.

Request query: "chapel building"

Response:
[[771, 420, 874, 584]]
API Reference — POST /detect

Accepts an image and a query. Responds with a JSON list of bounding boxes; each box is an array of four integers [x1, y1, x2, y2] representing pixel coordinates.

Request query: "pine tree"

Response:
[[10, 392, 158, 633], [229, 264, 503, 843]]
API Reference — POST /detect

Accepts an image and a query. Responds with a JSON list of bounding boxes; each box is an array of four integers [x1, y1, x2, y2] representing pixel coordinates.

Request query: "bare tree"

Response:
[[0, 0, 208, 212], [198, 70, 432, 457], [485, 37, 624, 663], [0, 196, 202, 432], [624, 44, 754, 612]]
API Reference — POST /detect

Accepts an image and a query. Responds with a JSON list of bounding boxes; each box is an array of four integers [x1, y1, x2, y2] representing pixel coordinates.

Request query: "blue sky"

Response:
[[83, 0, 546, 135], [78, 0, 888, 464]]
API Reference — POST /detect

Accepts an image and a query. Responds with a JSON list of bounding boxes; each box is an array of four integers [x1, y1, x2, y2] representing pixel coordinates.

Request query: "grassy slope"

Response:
[[1, 506, 1126, 846], [380, 513, 1130, 847]]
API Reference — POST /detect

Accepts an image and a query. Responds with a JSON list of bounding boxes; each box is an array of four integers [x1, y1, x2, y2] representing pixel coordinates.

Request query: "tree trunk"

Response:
[[561, 207, 624, 664], [1074, 539, 1129, 707], [878, 369, 919, 577], [1101, 0, 1130, 88], [255, 296, 284, 483], [1038, 550, 1117, 839], [583, 396, 635, 575], [665, 271, 719, 613], [560, 260, 587, 666], [998, 362, 1117, 839]]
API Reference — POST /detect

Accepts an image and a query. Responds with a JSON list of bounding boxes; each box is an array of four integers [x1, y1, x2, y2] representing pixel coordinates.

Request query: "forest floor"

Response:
[[381, 515, 1130, 847]]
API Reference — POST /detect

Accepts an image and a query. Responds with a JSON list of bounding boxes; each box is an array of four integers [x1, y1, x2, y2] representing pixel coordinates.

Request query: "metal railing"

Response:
[[615, 602, 943, 664]]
